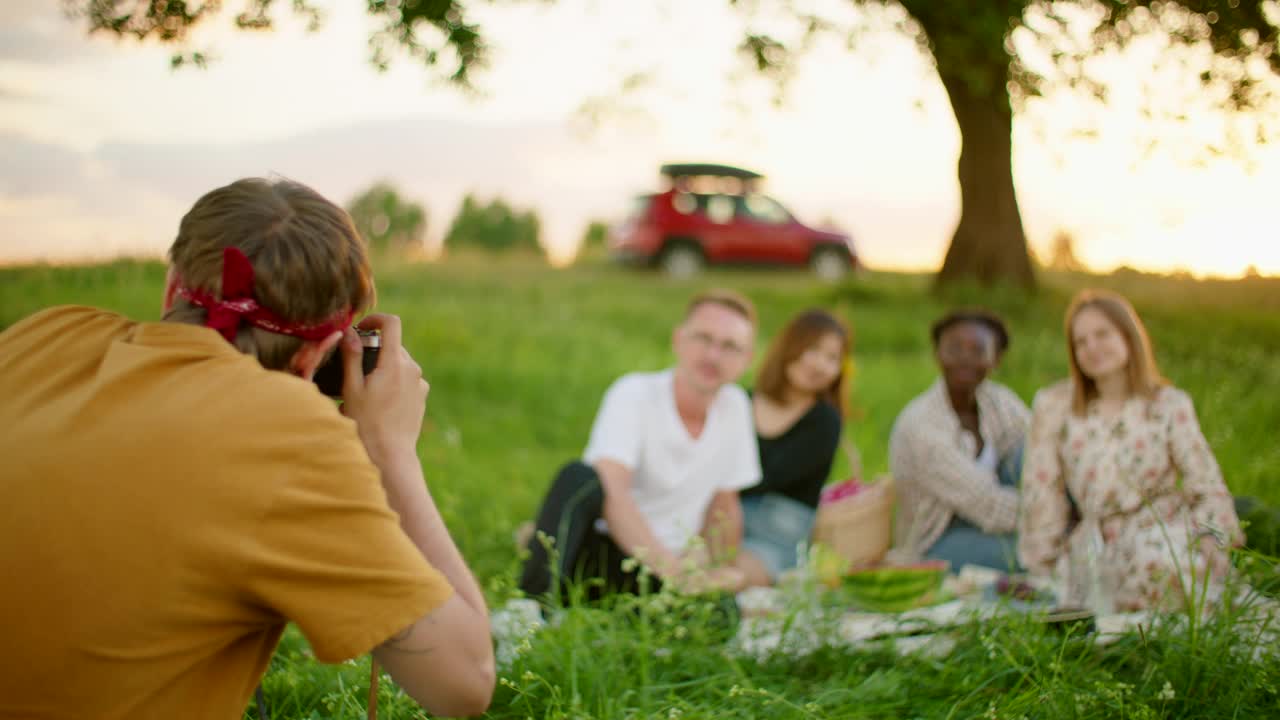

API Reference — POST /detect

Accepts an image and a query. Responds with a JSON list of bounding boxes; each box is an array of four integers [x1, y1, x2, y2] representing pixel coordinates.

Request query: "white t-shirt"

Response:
[[973, 432, 998, 473], [583, 369, 762, 553]]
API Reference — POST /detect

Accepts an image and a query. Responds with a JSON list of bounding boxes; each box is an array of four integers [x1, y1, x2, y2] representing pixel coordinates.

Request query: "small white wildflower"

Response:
[[443, 426, 462, 447], [1158, 681, 1176, 701], [673, 625, 688, 639]]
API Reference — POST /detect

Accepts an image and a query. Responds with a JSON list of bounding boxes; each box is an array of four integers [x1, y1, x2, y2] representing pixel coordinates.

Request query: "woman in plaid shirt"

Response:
[[888, 310, 1030, 571]]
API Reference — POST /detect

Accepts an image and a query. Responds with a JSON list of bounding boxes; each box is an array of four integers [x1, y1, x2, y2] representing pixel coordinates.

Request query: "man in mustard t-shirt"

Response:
[[0, 179, 494, 719]]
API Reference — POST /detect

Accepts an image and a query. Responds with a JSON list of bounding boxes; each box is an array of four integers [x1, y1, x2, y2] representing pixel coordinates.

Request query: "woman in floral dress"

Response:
[[1018, 290, 1242, 611]]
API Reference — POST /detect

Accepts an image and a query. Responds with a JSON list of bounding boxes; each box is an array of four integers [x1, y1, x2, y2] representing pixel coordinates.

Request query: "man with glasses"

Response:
[[519, 290, 761, 600]]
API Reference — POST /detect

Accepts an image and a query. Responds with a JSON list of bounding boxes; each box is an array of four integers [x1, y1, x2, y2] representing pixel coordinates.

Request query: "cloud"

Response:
[[111, 114, 658, 212], [0, 84, 39, 102], [1, 97, 979, 268], [0, 115, 663, 263], [0, 1, 117, 63], [0, 133, 92, 195], [0, 0, 61, 25], [0, 28, 70, 63], [0, 106, 967, 268]]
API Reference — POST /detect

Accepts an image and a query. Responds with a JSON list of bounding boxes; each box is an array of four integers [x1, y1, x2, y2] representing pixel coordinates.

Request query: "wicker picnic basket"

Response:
[[811, 439, 894, 570]]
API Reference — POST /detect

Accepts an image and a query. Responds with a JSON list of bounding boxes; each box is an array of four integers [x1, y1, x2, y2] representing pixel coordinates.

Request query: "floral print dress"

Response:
[[1018, 381, 1242, 611]]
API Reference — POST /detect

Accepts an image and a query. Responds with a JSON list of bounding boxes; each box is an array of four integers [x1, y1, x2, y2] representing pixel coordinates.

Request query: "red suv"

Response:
[[610, 163, 858, 279]]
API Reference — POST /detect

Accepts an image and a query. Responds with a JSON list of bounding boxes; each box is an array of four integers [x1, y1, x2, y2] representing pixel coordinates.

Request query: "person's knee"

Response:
[[552, 461, 605, 505], [557, 460, 600, 485]]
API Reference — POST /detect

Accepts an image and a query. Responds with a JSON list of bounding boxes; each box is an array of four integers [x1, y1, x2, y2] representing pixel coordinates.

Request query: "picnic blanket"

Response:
[[492, 565, 1280, 668], [731, 564, 1280, 662]]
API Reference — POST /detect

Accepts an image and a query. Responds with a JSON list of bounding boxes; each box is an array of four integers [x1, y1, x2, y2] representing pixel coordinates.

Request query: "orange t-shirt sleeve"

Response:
[[239, 422, 454, 664]]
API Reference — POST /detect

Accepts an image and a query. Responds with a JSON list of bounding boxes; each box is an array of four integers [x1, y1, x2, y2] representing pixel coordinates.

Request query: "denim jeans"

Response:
[[740, 493, 817, 580], [925, 441, 1025, 573]]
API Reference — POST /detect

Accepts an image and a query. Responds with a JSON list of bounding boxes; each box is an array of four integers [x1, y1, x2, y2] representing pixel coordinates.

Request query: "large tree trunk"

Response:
[[935, 73, 1036, 289]]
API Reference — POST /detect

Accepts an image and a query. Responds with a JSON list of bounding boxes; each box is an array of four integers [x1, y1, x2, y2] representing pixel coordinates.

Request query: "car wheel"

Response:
[[660, 244, 705, 278], [810, 246, 850, 281]]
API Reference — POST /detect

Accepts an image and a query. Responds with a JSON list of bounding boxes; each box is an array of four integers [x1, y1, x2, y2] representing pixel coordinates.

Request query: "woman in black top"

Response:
[[739, 309, 850, 586]]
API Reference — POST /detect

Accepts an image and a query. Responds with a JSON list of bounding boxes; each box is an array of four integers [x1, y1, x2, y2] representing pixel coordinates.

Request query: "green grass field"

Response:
[[2, 256, 1278, 718]]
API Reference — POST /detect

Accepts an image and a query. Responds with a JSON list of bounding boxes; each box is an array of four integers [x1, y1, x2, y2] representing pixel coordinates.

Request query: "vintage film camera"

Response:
[[312, 330, 380, 397]]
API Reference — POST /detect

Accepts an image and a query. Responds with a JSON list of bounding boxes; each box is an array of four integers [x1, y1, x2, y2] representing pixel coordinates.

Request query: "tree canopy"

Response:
[[444, 194, 541, 254], [578, 220, 610, 254], [346, 182, 427, 255], [733, 1, 1277, 287], [65, 0, 486, 79]]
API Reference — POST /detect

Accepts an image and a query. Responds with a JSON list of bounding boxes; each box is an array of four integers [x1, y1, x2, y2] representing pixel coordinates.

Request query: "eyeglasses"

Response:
[[686, 330, 747, 357]]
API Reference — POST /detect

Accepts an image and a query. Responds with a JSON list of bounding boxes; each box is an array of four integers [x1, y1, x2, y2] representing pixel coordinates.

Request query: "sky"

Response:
[[1, 0, 1278, 276]]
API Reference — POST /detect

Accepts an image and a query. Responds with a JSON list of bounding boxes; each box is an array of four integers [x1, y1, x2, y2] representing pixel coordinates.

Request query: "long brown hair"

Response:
[[165, 178, 375, 371], [755, 309, 852, 417], [1065, 289, 1166, 416]]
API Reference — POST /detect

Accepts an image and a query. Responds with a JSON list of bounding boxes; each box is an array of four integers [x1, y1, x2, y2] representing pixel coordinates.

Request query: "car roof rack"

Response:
[[659, 163, 764, 180]]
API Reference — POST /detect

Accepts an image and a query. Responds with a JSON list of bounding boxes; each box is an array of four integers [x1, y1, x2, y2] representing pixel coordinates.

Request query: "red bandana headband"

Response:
[[175, 246, 353, 343]]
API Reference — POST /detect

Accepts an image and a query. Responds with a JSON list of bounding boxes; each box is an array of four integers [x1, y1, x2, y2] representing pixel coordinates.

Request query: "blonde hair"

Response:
[[684, 288, 757, 330], [165, 178, 375, 370], [1065, 288, 1166, 416], [755, 309, 852, 418]]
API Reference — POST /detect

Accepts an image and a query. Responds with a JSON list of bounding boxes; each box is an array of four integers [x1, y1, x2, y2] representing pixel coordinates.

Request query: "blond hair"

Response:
[[684, 288, 757, 330], [1065, 288, 1166, 416], [165, 178, 375, 370]]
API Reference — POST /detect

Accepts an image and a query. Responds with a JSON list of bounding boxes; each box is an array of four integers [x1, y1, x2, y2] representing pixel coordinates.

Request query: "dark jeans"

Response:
[[518, 461, 662, 602]]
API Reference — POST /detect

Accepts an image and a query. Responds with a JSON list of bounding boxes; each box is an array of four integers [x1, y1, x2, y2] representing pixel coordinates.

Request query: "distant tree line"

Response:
[[347, 182, 568, 260], [346, 183, 427, 255], [443, 195, 540, 253]]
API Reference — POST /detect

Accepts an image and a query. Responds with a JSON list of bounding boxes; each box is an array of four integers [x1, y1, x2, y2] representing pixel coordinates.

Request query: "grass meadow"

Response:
[[2, 255, 1278, 719]]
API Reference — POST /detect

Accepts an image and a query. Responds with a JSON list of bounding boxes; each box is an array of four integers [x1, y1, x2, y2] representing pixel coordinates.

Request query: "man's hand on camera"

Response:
[[340, 314, 429, 467]]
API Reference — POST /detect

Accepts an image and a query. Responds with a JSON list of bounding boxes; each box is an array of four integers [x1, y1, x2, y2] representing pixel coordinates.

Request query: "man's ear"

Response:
[[290, 331, 344, 381]]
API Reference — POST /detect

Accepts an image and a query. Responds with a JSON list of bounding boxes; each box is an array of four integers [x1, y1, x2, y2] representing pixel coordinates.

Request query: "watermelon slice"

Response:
[[839, 561, 950, 612]]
